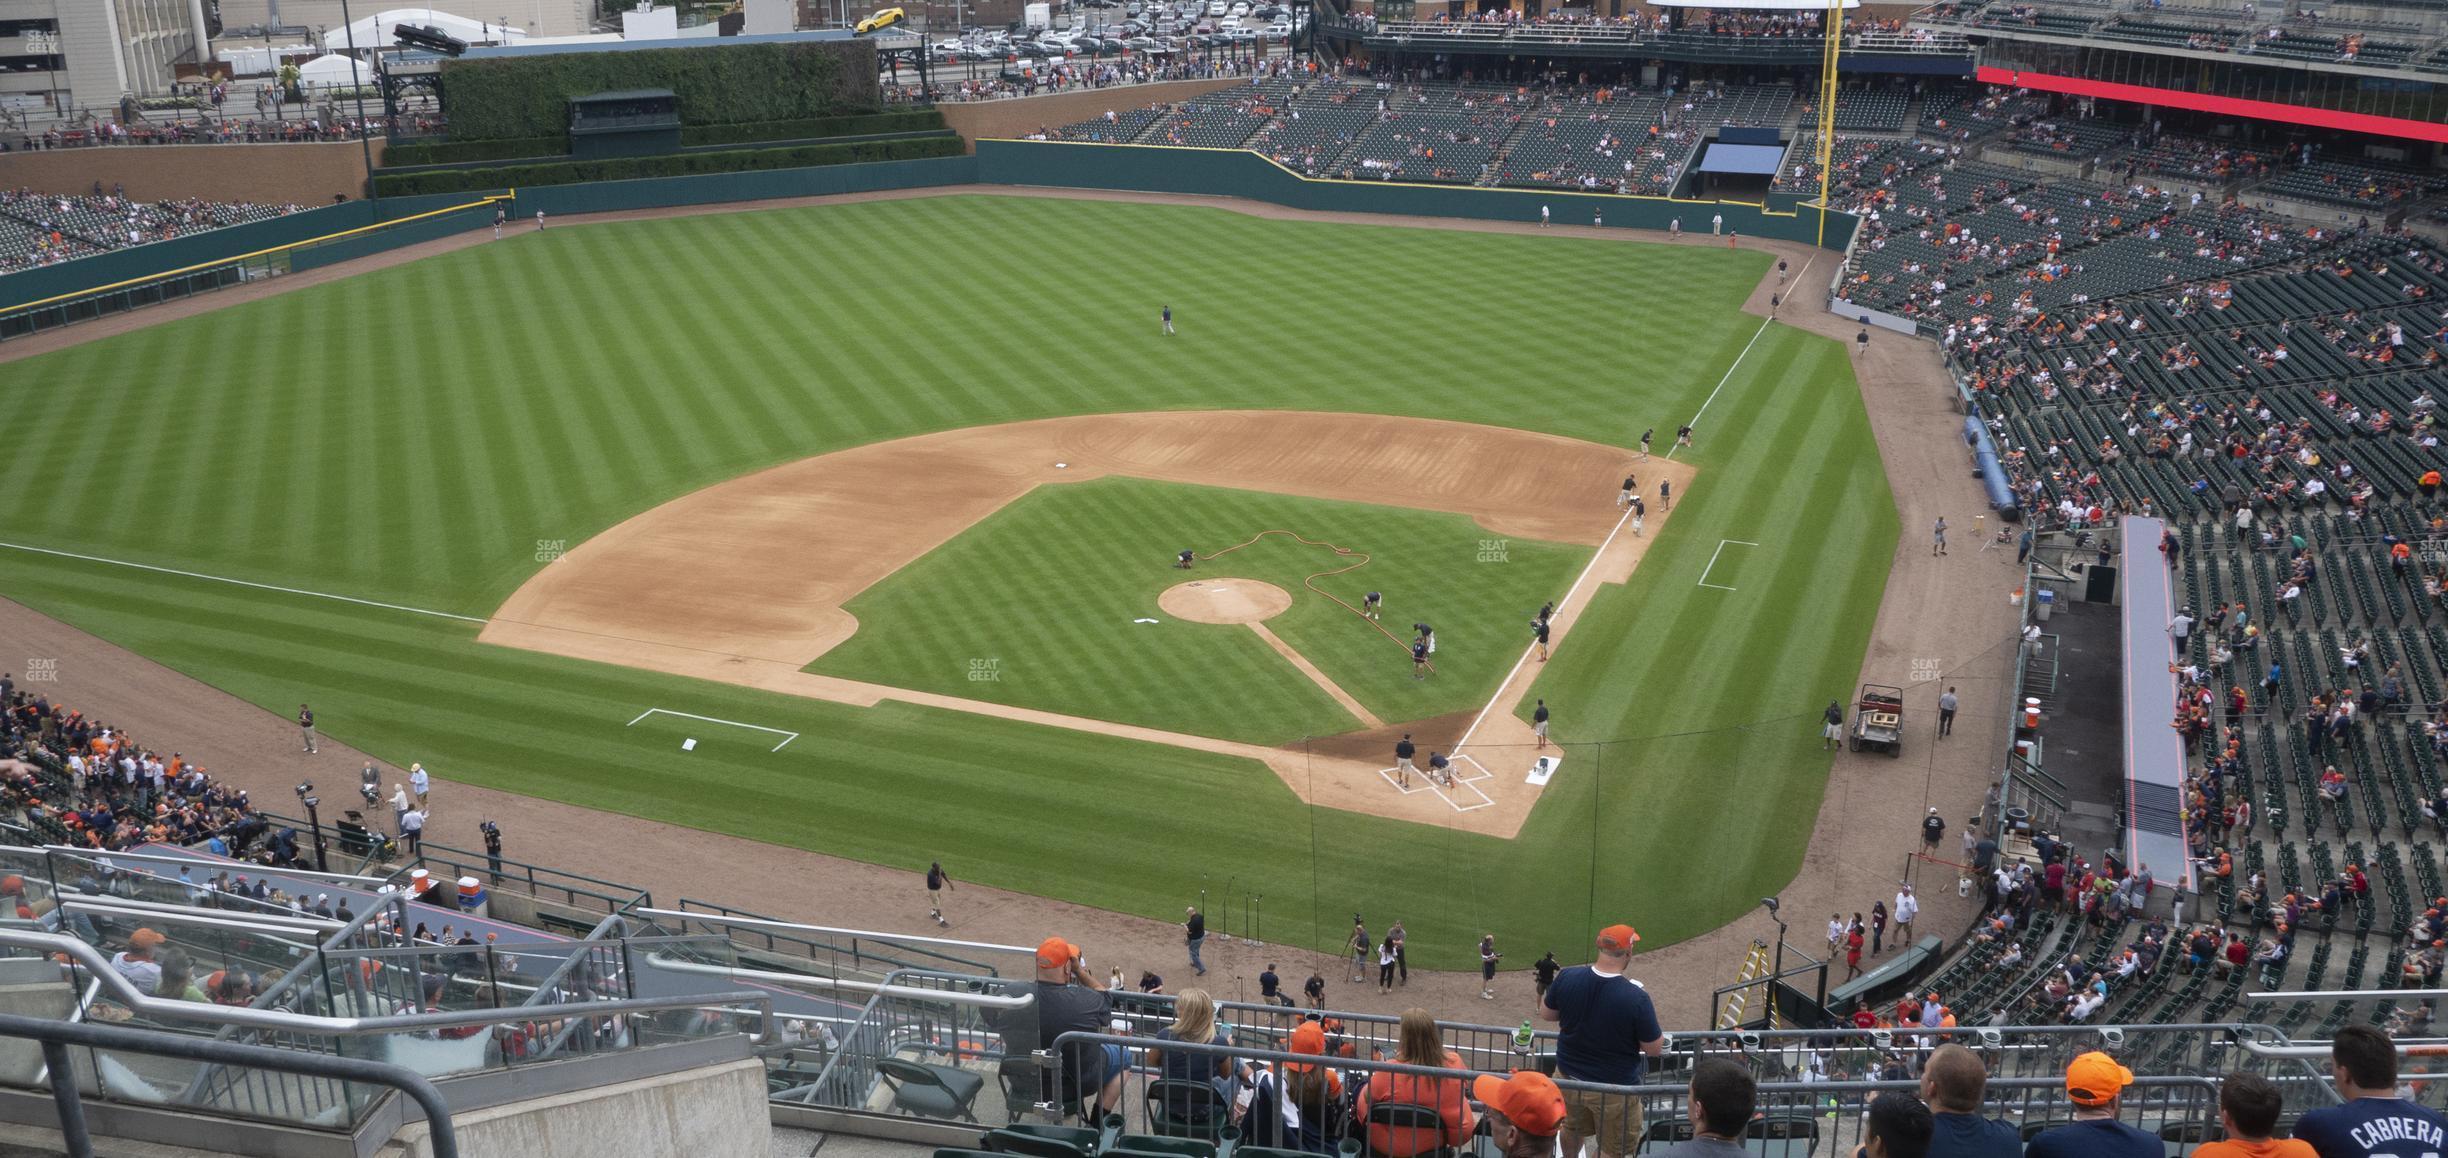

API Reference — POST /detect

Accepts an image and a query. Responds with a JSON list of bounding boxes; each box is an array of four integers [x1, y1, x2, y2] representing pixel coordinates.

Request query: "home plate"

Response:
[[682, 738, 697, 752], [1526, 754, 1563, 786]]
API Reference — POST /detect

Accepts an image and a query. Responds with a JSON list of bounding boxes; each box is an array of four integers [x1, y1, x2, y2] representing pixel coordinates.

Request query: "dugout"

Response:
[[569, 89, 683, 158]]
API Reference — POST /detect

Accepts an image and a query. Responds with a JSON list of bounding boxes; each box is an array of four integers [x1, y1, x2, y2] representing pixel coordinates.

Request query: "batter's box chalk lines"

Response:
[[627, 708, 800, 752], [0, 541, 487, 623], [1697, 540, 1759, 592]]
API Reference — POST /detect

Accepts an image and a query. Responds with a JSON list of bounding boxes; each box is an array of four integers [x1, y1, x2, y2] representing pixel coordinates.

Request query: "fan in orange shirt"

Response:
[[2192, 1072, 2315, 1158]]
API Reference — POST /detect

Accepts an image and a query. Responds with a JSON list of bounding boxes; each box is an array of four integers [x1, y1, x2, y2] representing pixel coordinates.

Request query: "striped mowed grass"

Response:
[[0, 194, 1892, 963]]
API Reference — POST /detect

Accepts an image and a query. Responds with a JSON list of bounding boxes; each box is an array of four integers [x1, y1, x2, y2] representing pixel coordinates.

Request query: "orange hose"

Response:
[[1198, 530, 1432, 667]]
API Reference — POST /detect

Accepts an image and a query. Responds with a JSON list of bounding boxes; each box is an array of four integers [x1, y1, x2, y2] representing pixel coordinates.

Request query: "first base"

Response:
[[1526, 754, 1563, 786]]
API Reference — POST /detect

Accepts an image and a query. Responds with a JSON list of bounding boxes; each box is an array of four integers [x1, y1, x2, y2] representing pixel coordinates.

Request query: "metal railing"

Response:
[[1034, 1030, 2226, 1151], [0, 1013, 461, 1158], [0, 921, 773, 1134], [640, 905, 1028, 978]]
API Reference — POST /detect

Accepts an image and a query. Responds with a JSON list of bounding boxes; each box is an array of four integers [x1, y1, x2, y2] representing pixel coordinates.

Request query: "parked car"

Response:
[[1226, 1, 1251, 16], [1257, 23, 1288, 39], [1124, 35, 1159, 49]]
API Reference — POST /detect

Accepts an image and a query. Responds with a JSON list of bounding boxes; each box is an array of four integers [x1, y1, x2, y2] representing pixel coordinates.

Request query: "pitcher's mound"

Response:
[[1160, 578, 1293, 624]]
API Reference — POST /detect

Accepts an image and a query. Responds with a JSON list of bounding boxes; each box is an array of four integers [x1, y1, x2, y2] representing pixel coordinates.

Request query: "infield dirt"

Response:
[[481, 410, 1692, 837]]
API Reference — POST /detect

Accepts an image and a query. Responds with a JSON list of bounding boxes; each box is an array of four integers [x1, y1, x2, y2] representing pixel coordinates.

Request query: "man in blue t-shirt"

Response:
[[2294, 1025, 2448, 1158], [1919, 1044, 2020, 1158], [1539, 923, 1664, 1158], [2025, 1052, 2161, 1158]]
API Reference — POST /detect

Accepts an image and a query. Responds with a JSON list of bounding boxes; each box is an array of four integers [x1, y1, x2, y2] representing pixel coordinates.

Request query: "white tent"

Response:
[[294, 54, 373, 88], [324, 8, 531, 52]]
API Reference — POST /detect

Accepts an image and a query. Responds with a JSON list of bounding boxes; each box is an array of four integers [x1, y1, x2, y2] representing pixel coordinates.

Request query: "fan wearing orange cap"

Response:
[[109, 927, 167, 994], [1473, 1070, 1565, 1158], [1538, 924, 1663, 1158], [984, 936, 1123, 1120], [2023, 1052, 2157, 1158]]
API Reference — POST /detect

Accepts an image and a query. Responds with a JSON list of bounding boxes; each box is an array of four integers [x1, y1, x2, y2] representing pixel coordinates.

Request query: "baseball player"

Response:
[[1428, 750, 1453, 788], [1411, 640, 1429, 680], [1638, 429, 1653, 460], [1534, 617, 1551, 662], [1162, 304, 1174, 335], [1532, 699, 1552, 749], [1394, 734, 1417, 785], [1631, 495, 1646, 536], [1618, 474, 1637, 508]]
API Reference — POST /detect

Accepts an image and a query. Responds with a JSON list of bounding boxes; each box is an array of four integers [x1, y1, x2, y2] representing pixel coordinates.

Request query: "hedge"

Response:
[[381, 135, 570, 167], [370, 135, 966, 196], [679, 109, 944, 148], [439, 41, 881, 141]]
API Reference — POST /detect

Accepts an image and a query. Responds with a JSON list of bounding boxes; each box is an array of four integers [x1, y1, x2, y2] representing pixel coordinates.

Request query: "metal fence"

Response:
[[1035, 1030, 2226, 1155]]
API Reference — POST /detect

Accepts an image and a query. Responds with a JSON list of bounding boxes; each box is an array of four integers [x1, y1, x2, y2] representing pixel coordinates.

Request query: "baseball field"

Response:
[[0, 192, 1896, 965]]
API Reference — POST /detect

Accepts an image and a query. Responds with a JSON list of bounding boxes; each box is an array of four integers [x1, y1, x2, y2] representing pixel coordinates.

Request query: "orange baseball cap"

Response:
[[1597, 924, 1640, 952], [1474, 1070, 1567, 1137], [1286, 1021, 1327, 1071], [1035, 936, 1081, 969], [2065, 1051, 2133, 1106]]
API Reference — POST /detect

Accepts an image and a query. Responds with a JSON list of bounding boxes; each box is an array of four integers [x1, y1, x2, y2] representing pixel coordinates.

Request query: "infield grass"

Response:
[[810, 478, 1589, 743], [0, 194, 1894, 965]]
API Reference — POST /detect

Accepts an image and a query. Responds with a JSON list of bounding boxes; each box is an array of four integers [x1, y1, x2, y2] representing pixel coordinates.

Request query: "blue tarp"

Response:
[[1963, 411, 2021, 518], [1695, 142, 1787, 176]]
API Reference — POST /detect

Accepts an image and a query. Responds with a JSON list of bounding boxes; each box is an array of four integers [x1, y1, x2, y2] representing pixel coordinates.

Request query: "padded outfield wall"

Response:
[[970, 139, 1860, 251]]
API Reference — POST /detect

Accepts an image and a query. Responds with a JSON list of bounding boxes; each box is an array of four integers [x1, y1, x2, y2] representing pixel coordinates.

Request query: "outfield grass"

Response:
[[0, 194, 1894, 966], [811, 478, 1589, 743]]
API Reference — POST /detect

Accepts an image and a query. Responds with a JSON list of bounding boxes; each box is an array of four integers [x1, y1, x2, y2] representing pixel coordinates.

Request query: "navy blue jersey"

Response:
[[2294, 1097, 2448, 1158]]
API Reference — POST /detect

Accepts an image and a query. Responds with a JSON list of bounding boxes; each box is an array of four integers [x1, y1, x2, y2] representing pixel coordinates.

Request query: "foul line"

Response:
[[0, 540, 486, 623], [1449, 502, 1635, 755], [1667, 252, 1808, 461], [1697, 540, 1760, 592], [626, 707, 799, 752]]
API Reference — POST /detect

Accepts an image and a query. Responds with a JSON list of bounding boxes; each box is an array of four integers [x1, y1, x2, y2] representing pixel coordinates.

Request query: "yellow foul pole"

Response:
[[1813, 0, 1844, 246]]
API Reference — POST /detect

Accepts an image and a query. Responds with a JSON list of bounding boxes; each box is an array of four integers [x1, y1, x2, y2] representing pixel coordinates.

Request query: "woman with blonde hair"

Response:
[[1354, 1008, 1473, 1157], [1148, 988, 1248, 1104]]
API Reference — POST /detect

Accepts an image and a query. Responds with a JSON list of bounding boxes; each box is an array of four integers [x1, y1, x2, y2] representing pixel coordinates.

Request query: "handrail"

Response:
[[633, 907, 1031, 956], [42, 842, 389, 886], [0, 1012, 461, 1158], [513, 912, 630, 1013], [60, 895, 340, 936], [645, 953, 1039, 1009], [0, 929, 776, 1042], [2247, 987, 2448, 1002], [660, 899, 1008, 976]]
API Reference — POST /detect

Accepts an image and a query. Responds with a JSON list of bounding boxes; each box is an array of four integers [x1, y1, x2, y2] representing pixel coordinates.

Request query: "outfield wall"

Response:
[[971, 139, 1861, 251]]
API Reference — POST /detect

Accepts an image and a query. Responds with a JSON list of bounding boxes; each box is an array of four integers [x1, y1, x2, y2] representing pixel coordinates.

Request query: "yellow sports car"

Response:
[[855, 7, 906, 32]]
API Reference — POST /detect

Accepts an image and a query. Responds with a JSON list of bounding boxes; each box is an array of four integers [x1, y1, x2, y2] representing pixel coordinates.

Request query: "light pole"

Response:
[[335, 0, 380, 206]]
